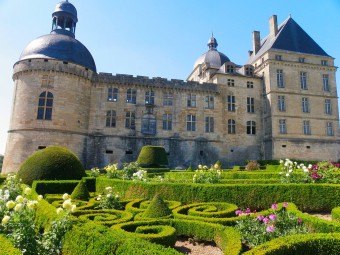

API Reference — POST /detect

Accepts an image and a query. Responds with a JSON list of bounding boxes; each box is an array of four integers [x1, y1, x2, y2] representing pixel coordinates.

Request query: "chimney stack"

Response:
[[269, 15, 278, 37], [252, 31, 261, 55]]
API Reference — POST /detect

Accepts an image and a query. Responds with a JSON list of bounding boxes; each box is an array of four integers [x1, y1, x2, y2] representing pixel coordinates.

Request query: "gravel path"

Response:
[[174, 238, 223, 255]]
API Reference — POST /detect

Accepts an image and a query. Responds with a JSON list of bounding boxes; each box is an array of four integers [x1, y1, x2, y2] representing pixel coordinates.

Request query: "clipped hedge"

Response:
[[332, 206, 340, 221], [17, 146, 86, 185], [243, 233, 340, 255], [96, 178, 340, 212], [73, 209, 133, 226], [137, 146, 168, 167], [71, 180, 90, 200], [0, 234, 21, 255]]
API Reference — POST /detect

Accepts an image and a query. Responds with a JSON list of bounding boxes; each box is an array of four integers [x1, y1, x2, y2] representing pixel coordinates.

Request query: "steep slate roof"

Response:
[[248, 17, 330, 64]]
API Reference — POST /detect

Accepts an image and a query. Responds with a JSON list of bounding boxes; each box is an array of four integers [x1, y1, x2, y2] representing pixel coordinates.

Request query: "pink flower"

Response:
[[271, 204, 278, 210], [266, 225, 275, 232], [244, 208, 251, 213], [257, 215, 264, 221], [269, 214, 277, 221], [235, 209, 242, 216], [297, 218, 303, 223], [262, 217, 269, 224], [283, 202, 288, 208]]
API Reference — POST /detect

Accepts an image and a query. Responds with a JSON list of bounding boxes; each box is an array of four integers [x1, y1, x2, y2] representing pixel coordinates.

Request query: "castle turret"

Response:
[[2, 1, 96, 174]]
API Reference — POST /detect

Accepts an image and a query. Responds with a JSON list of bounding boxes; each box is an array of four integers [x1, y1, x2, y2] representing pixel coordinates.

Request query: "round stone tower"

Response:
[[2, 1, 96, 174]]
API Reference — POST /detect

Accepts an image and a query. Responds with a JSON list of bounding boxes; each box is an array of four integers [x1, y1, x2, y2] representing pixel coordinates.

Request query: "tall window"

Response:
[[227, 79, 235, 87], [186, 114, 196, 131], [278, 96, 286, 112], [125, 111, 135, 129], [227, 95, 236, 112], [326, 122, 334, 136], [145, 90, 155, 105], [37, 91, 53, 120], [323, 74, 330, 92], [247, 97, 255, 113], [108, 87, 118, 102], [163, 93, 173, 106], [106, 110, 116, 127], [246, 121, 256, 135], [300, 72, 308, 90], [277, 69, 284, 88], [187, 94, 196, 107], [302, 97, 310, 113], [162, 113, 172, 130], [228, 119, 236, 134], [141, 114, 156, 135], [303, 120, 311, 135], [205, 117, 214, 133], [204, 96, 214, 109], [126, 89, 137, 104], [279, 119, 287, 134], [324, 99, 332, 115]]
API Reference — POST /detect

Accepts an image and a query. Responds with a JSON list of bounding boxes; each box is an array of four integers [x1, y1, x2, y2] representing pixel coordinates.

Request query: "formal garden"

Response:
[[0, 145, 340, 254]]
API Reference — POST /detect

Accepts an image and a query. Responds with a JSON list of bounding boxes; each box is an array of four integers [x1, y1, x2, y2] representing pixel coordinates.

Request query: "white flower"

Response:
[[279, 160, 283, 164], [2, 215, 10, 225], [286, 173, 290, 177], [96, 195, 102, 201], [106, 194, 111, 198], [14, 203, 23, 212], [105, 187, 112, 192], [24, 187, 31, 195], [6, 200, 15, 209], [115, 194, 119, 199], [56, 207, 63, 214], [308, 164, 312, 169], [15, 195, 24, 203], [62, 193, 70, 200], [62, 199, 72, 211], [71, 204, 77, 212], [289, 169, 293, 173], [27, 200, 38, 210], [279, 172, 282, 175], [198, 165, 202, 169], [37, 195, 43, 201]]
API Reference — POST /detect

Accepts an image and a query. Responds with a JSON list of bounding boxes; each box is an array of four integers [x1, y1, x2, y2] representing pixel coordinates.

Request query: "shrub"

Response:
[[96, 186, 122, 210], [17, 146, 86, 186], [137, 146, 168, 167], [141, 195, 172, 219], [193, 165, 222, 184], [70, 180, 90, 201], [122, 162, 140, 179], [246, 160, 261, 171]]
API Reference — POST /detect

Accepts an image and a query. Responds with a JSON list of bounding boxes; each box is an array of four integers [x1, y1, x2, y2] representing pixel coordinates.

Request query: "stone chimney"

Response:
[[252, 31, 261, 55], [269, 15, 278, 37]]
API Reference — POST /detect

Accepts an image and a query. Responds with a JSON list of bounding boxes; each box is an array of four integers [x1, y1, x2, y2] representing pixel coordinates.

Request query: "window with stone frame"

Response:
[[326, 122, 334, 136], [228, 119, 236, 134], [41, 75, 54, 87], [107, 87, 118, 102], [205, 116, 214, 133], [321, 60, 328, 66], [323, 74, 330, 92], [247, 81, 254, 88], [227, 79, 235, 87], [300, 72, 308, 90], [145, 90, 155, 105], [204, 96, 214, 109], [279, 119, 287, 134], [37, 91, 53, 120], [187, 94, 196, 107], [227, 95, 236, 112], [303, 120, 311, 135], [125, 110, 135, 129], [163, 93, 173, 106], [106, 110, 116, 127], [246, 121, 256, 135], [278, 95, 286, 112], [301, 97, 310, 113], [247, 97, 255, 113], [324, 99, 332, 115], [276, 69, 284, 88], [126, 89, 137, 104], [141, 114, 156, 135], [226, 65, 234, 73], [245, 66, 253, 76], [162, 113, 172, 130], [186, 114, 196, 131]]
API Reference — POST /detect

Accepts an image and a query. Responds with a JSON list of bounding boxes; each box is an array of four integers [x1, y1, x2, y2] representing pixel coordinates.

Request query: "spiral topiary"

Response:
[[136, 146, 168, 167], [17, 146, 86, 185]]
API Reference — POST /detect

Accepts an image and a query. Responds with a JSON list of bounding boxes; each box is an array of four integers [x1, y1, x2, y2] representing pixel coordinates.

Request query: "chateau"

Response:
[[2, 1, 339, 173]]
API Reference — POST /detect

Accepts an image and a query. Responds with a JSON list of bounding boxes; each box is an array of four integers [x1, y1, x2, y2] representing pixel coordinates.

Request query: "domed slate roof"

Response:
[[18, 1, 96, 72], [193, 35, 230, 69], [19, 34, 96, 72]]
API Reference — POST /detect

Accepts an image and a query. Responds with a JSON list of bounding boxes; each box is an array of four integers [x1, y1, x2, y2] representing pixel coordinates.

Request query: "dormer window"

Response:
[[226, 65, 234, 73], [245, 66, 253, 76]]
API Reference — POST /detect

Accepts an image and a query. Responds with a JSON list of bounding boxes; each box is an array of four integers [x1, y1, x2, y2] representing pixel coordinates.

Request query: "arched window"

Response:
[[247, 121, 256, 135], [228, 119, 236, 134], [37, 91, 53, 120]]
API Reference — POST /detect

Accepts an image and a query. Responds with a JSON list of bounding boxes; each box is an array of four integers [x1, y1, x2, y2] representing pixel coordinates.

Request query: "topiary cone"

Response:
[[71, 179, 90, 201], [142, 194, 172, 219]]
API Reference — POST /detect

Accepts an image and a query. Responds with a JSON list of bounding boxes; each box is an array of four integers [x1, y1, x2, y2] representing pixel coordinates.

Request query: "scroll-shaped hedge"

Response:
[[125, 199, 181, 215], [243, 233, 340, 255], [331, 206, 340, 222], [73, 209, 133, 226], [52, 199, 96, 211]]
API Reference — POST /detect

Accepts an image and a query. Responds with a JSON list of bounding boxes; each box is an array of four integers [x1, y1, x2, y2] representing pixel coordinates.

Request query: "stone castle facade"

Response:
[[2, 1, 339, 173]]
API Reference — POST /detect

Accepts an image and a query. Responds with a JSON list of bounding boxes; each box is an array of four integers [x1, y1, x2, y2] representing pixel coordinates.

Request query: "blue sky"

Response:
[[0, 0, 339, 155]]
